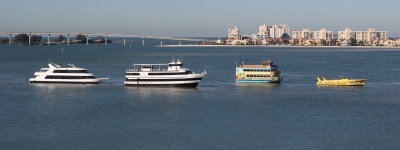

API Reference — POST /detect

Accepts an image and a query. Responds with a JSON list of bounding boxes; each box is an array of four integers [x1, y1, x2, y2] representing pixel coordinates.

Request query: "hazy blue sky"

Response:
[[1, 0, 399, 37]]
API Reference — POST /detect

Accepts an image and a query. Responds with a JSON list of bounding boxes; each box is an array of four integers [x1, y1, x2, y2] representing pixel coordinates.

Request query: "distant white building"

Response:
[[313, 28, 333, 40], [292, 28, 333, 40], [292, 29, 312, 39], [338, 28, 388, 42], [228, 26, 242, 40], [269, 24, 290, 38], [338, 28, 352, 40], [258, 24, 269, 38]]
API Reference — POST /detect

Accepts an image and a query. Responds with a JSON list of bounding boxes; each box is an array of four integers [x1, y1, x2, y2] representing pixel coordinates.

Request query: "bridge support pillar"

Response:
[[142, 37, 144, 46], [67, 34, 70, 45], [123, 36, 126, 46], [86, 34, 88, 45], [29, 33, 31, 45], [161, 38, 162, 46], [105, 35, 107, 46], [179, 38, 181, 45], [48, 33, 50, 46], [9, 33, 11, 45]]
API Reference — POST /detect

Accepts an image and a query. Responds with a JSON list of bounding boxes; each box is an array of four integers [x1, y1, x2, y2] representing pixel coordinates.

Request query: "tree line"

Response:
[[0, 34, 88, 44]]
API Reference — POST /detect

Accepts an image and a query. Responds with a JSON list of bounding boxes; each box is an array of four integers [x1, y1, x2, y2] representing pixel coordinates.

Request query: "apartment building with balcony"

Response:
[[292, 29, 312, 39], [292, 28, 333, 40], [257, 24, 290, 38], [313, 28, 334, 40], [338, 28, 388, 42], [269, 24, 290, 38]]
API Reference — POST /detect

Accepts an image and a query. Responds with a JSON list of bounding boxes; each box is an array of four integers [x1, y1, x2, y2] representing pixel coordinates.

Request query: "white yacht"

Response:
[[124, 58, 206, 87], [29, 63, 108, 84], [341, 40, 350, 46]]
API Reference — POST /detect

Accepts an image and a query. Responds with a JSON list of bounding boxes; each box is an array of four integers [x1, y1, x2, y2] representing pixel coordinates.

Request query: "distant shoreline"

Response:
[[160, 45, 400, 49]]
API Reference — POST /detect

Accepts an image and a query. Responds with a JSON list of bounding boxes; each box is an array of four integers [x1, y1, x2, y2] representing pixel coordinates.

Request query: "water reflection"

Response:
[[235, 82, 281, 88], [31, 83, 97, 101], [124, 86, 199, 103], [316, 85, 366, 90], [233, 83, 281, 97]]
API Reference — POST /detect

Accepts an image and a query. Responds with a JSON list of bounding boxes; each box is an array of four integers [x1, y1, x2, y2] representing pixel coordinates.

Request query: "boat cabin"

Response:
[[141, 65, 153, 71], [239, 59, 278, 69], [167, 59, 183, 71], [262, 60, 273, 66]]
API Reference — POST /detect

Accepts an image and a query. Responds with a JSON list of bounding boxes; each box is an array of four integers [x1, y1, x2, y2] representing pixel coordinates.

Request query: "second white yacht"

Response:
[[124, 58, 206, 87]]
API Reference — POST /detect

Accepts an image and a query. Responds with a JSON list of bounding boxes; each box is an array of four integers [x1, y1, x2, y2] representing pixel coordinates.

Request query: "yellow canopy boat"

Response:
[[316, 77, 367, 86]]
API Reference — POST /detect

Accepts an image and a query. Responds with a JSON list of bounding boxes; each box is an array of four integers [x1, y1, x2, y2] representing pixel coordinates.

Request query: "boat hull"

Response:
[[316, 82, 366, 86], [124, 78, 203, 87], [124, 82, 199, 87], [236, 79, 281, 83], [29, 78, 106, 84], [316, 77, 367, 86]]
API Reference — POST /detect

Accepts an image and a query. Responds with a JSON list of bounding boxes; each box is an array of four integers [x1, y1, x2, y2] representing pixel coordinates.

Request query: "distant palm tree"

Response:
[[358, 41, 364, 46]]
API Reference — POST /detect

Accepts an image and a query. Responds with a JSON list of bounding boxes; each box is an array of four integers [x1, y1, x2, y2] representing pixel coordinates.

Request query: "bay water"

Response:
[[1, 40, 400, 149]]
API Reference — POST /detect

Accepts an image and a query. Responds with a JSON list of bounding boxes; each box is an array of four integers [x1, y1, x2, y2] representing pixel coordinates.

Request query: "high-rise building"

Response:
[[228, 26, 241, 40], [258, 24, 269, 38], [268, 24, 290, 38]]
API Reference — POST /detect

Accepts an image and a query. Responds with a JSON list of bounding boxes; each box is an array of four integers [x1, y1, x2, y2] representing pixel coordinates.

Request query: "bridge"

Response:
[[0, 32, 216, 46]]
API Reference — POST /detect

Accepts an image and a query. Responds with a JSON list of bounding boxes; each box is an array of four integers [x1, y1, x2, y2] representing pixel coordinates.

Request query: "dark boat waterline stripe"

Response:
[[29, 81, 101, 84], [125, 78, 203, 81], [125, 83, 199, 87]]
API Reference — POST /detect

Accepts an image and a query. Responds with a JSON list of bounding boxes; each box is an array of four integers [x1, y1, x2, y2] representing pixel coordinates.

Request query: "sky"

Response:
[[1, 0, 399, 37]]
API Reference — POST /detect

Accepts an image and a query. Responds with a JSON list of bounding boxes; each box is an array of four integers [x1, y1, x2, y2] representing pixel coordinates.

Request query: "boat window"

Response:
[[125, 78, 203, 81], [53, 70, 89, 73], [45, 76, 95, 79], [148, 72, 187, 75], [246, 75, 270, 78], [126, 73, 140, 75]]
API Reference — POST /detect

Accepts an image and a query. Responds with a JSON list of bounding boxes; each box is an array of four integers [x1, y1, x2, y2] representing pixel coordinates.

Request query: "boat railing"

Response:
[[126, 68, 169, 72], [202, 70, 207, 74], [153, 69, 167, 71], [126, 68, 140, 72]]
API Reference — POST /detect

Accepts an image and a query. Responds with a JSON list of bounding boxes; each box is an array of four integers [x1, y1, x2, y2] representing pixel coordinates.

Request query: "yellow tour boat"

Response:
[[316, 77, 367, 86]]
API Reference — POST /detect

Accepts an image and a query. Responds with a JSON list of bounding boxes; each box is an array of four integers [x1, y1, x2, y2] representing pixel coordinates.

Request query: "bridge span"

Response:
[[0, 31, 215, 46]]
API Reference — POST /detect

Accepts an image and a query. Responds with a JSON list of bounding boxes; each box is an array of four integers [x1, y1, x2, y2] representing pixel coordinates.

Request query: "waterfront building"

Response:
[[338, 28, 388, 42], [228, 26, 242, 40], [292, 29, 312, 39], [338, 28, 352, 40], [313, 28, 334, 40], [270, 25, 280, 38], [258, 24, 270, 38], [268, 24, 290, 38], [292, 28, 333, 40]]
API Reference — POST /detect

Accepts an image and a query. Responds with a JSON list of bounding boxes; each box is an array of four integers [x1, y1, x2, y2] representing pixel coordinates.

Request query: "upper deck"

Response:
[[238, 60, 278, 69], [128, 58, 186, 72]]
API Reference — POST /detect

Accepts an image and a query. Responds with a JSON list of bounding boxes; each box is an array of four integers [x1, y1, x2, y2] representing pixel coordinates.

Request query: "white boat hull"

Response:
[[29, 78, 107, 84], [124, 75, 205, 87]]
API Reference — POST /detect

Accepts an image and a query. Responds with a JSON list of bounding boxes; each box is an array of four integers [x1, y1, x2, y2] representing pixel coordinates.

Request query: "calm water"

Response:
[[1, 40, 400, 149]]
